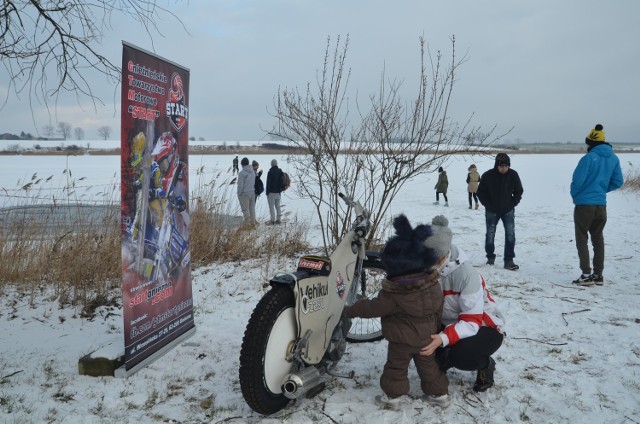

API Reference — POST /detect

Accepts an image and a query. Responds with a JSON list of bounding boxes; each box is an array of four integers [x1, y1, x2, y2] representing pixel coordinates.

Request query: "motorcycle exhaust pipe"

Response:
[[281, 366, 323, 399]]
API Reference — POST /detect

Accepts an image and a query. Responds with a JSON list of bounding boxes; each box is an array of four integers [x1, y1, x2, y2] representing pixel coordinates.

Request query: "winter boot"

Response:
[[504, 260, 519, 271], [422, 394, 452, 408], [473, 357, 495, 392], [469, 205, 472, 209], [486, 257, 495, 265], [433, 201, 440, 205], [444, 202, 449, 207], [572, 274, 595, 286], [374, 394, 404, 410], [475, 201, 479, 210]]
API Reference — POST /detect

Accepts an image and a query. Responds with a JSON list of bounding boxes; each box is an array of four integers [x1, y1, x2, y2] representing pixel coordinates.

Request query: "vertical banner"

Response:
[[120, 42, 194, 371]]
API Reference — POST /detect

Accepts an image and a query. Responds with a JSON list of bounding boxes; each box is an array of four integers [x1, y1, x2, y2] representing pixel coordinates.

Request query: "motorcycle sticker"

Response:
[[336, 271, 346, 299], [300, 282, 329, 314]]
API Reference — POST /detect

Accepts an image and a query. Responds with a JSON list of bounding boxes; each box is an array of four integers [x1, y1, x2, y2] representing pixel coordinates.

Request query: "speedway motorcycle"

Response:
[[239, 193, 386, 415]]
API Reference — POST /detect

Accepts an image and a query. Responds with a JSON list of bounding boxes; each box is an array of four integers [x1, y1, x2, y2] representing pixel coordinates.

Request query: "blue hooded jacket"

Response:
[[570, 143, 623, 205]]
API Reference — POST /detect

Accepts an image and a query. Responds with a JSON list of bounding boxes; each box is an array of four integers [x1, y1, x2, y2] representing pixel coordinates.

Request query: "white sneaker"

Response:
[[374, 394, 404, 410], [422, 394, 452, 408]]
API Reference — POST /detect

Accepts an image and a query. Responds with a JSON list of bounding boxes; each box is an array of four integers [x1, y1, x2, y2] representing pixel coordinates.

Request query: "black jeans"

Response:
[[574, 205, 607, 275], [442, 327, 504, 371], [468, 192, 478, 207]]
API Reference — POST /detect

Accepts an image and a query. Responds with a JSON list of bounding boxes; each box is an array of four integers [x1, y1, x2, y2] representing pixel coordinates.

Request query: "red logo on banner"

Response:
[[166, 73, 188, 132]]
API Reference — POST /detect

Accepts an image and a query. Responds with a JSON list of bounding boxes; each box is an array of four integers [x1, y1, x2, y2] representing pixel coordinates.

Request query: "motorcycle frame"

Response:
[[270, 194, 369, 365]]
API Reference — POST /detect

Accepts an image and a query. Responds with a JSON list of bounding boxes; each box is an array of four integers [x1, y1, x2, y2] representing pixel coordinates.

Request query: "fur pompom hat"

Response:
[[381, 214, 439, 279], [586, 124, 606, 143], [423, 215, 453, 258]]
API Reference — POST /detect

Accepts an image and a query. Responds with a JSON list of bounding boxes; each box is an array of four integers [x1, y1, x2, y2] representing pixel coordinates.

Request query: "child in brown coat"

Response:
[[344, 214, 450, 409]]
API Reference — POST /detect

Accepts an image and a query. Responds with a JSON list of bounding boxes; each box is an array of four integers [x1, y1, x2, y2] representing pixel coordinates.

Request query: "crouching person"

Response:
[[344, 214, 450, 410], [421, 215, 506, 392]]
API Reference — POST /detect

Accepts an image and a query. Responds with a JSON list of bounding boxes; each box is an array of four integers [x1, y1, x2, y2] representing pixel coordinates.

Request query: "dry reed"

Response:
[[622, 167, 640, 192], [0, 169, 310, 309]]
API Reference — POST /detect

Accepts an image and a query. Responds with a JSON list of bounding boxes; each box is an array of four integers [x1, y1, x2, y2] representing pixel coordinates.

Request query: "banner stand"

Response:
[[114, 327, 196, 378], [120, 42, 194, 372]]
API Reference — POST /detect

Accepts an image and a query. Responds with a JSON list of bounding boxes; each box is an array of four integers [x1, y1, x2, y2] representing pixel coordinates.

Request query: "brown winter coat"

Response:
[[345, 270, 448, 397], [345, 270, 443, 346], [467, 165, 480, 193]]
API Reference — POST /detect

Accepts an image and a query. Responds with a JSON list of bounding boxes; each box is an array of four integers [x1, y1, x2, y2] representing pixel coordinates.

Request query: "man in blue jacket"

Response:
[[571, 124, 624, 286]]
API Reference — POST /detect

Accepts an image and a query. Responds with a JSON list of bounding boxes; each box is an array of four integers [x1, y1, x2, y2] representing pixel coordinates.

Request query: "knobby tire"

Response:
[[239, 287, 296, 415]]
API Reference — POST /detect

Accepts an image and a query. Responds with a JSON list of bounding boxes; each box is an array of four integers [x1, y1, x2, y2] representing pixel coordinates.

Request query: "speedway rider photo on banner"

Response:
[[120, 42, 194, 372]]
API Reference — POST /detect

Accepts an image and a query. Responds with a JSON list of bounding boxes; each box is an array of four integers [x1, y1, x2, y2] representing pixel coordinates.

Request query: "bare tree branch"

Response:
[[269, 35, 511, 251], [0, 0, 187, 133]]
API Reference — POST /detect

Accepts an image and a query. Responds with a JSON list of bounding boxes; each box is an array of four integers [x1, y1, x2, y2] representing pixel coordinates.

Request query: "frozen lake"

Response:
[[1, 152, 638, 233]]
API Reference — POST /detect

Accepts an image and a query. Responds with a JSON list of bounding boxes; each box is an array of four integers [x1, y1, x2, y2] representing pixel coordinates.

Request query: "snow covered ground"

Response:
[[1, 152, 639, 423]]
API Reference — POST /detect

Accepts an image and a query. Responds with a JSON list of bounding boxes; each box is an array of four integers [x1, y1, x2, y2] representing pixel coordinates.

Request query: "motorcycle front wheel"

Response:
[[239, 287, 297, 415], [346, 259, 385, 343]]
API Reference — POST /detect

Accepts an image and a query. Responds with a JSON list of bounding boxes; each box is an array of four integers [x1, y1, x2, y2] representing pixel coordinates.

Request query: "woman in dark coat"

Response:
[[434, 167, 449, 206]]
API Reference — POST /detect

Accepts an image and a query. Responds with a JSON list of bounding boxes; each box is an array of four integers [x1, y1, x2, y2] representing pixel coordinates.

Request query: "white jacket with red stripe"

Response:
[[438, 245, 505, 347]]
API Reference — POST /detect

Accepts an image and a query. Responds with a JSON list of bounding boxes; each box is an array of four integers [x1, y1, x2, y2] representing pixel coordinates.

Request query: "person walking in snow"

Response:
[[420, 215, 505, 393], [570, 124, 623, 286], [466, 164, 480, 210], [237, 157, 257, 226], [232, 156, 239, 174], [434, 167, 449, 206], [477, 153, 524, 270], [344, 214, 451, 410]]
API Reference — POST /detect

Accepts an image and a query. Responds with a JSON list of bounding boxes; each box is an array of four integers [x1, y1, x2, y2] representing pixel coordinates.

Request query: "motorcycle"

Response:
[[239, 193, 386, 415]]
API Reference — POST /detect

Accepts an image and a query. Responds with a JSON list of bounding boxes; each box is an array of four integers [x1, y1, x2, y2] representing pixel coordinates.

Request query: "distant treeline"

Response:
[[0, 132, 60, 141]]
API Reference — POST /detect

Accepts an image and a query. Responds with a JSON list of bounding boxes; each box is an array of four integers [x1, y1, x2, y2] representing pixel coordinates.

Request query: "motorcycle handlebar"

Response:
[[338, 192, 368, 223], [338, 192, 361, 211]]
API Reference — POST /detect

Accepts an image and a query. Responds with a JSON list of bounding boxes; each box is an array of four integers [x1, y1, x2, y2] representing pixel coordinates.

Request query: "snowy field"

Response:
[[1, 152, 640, 423]]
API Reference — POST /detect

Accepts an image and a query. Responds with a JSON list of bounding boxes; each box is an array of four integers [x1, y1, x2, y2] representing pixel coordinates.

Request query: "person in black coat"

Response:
[[476, 153, 524, 270], [265, 159, 284, 224]]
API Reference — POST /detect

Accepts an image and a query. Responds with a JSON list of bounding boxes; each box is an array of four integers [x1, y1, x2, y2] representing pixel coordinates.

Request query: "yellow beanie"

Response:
[[586, 124, 605, 142]]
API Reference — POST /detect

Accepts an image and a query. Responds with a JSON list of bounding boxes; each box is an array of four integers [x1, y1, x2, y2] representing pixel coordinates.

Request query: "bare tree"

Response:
[[269, 35, 510, 253], [74, 127, 85, 141], [97, 126, 112, 140], [0, 1, 185, 120], [42, 124, 54, 138], [57, 122, 72, 140]]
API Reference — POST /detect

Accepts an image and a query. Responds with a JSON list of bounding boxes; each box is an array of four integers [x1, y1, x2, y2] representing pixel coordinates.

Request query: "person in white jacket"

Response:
[[236, 157, 257, 225], [420, 215, 506, 392]]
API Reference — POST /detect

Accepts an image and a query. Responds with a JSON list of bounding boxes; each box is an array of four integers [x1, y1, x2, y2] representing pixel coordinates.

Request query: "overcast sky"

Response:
[[1, 0, 639, 143]]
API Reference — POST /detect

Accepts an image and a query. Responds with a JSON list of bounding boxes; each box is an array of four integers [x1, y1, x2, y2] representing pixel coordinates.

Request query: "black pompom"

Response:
[[383, 214, 439, 278]]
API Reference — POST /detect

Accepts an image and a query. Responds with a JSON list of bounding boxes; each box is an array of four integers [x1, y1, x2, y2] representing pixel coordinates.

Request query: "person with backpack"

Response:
[[266, 159, 284, 224], [252, 160, 264, 200]]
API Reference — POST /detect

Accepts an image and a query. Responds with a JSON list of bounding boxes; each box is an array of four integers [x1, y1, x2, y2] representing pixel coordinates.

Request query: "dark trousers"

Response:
[[468, 192, 478, 207], [485, 209, 516, 263], [574, 205, 607, 275], [447, 327, 504, 371], [436, 192, 448, 202]]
